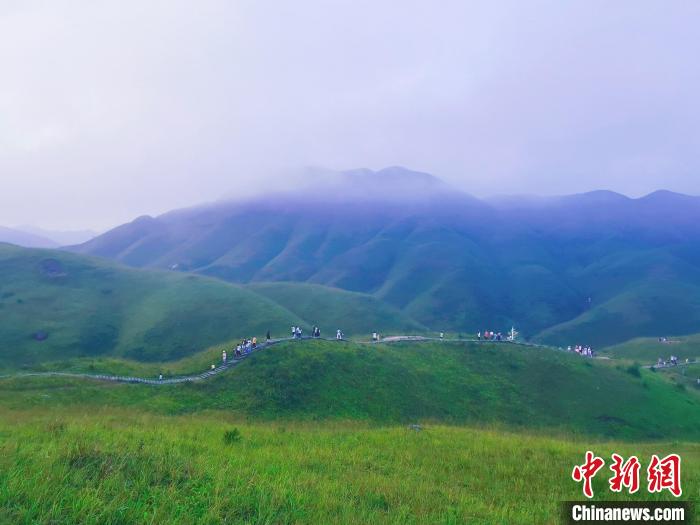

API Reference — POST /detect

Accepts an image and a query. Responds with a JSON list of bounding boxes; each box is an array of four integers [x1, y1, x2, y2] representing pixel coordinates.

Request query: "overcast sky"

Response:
[[1, 1, 699, 230]]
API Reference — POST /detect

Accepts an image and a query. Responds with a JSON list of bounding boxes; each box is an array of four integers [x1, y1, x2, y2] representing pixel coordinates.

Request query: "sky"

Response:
[[1, 1, 699, 230]]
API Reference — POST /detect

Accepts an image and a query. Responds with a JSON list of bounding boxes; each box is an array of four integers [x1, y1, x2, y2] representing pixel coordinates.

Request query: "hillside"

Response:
[[246, 282, 426, 335], [604, 333, 700, 362], [4, 340, 700, 440], [0, 244, 306, 367], [68, 168, 700, 347], [0, 244, 428, 369], [2, 410, 697, 524]]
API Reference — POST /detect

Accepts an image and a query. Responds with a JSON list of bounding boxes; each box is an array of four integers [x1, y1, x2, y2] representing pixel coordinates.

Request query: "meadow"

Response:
[[2, 339, 699, 523], [3, 340, 700, 440], [0, 244, 422, 370], [0, 408, 697, 524], [604, 333, 700, 363]]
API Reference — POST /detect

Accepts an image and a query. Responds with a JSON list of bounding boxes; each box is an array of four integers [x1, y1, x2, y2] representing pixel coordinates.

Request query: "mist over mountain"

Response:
[[70, 167, 700, 346], [0, 225, 98, 249], [15, 226, 98, 247], [0, 226, 58, 249]]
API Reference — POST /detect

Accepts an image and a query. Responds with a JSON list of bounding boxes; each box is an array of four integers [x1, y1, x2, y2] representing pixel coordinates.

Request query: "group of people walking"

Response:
[[657, 355, 683, 367], [477, 331, 503, 341], [291, 325, 325, 339], [230, 337, 258, 360], [568, 345, 594, 357]]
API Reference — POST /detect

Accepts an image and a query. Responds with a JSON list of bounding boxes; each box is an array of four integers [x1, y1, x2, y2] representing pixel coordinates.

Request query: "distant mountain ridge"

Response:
[[68, 167, 700, 346], [0, 226, 58, 248], [0, 225, 98, 248]]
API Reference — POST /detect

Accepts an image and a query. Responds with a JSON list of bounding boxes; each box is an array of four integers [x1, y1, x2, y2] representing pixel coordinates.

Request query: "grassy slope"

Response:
[[0, 245, 430, 369], [247, 281, 427, 336], [2, 340, 700, 440], [1, 409, 697, 524], [0, 244, 303, 367], [535, 280, 700, 348], [604, 333, 700, 362]]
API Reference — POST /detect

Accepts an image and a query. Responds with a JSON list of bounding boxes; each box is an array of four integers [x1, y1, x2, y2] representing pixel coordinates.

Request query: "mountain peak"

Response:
[[338, 166, 449, 193], [638, 189, 697, 202]]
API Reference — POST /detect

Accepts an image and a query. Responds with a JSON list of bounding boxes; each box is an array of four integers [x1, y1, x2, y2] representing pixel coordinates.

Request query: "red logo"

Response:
[[609, 454, 641, 494], [647, 454, 682, 497], [572, 452, 682, 498], [572, 451, 606, 498]]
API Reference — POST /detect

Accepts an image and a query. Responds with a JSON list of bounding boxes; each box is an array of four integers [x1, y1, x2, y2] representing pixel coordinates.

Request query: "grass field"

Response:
[[1, 340, 698, 523], [0, 244, 431, 370], [604, 333, 700, 363], [3, 340, 700, 441], [0, 408, 697, 524]]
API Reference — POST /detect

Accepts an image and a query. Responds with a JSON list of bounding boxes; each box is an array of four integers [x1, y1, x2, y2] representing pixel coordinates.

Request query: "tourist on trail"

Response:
[[211, 364, 215, 370], [252, 337, 257, 348], [159, 373, 163, 381], [440, 332, 444, 340], [266, 330, 271, 342], [477, 331, 481, 341], [315, 327, 321, 338], [372, 332, 378, 342], [296, 326, 302, 338], [292, 326, 296, 339], [336, 329, 343, 340], [222, 350, 227, 364]]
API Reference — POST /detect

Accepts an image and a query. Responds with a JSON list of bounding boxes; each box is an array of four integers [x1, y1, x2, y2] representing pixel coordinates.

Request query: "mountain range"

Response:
[[66, 167, 700, 347], [0, 225, 96, 248]]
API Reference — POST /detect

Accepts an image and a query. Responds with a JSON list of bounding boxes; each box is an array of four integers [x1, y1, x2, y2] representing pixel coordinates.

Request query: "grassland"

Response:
[[247, 282, 427, 335], [1, 340, 699, 523], [0, 408, 697, 524], [3, 340, 700, 441], [0, 244, 428, 370], [604, 333, 700, 362]]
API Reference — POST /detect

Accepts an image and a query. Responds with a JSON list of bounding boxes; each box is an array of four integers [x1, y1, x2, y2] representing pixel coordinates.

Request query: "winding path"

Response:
[[0, 336, 692, 386]]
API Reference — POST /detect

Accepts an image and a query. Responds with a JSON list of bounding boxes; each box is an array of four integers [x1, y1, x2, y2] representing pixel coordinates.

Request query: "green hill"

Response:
[[535, 280, 700, 348], [604, 333, 700, 362], [0, 243, 305, 367], [246, 282, 427, 336], [5, 339, 700, 440], [0, 244, 431, 369], [70, 175, 700, 348]]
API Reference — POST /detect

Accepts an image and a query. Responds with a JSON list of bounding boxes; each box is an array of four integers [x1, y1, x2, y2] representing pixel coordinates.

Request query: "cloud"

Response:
[[1, 0, 699, 229]]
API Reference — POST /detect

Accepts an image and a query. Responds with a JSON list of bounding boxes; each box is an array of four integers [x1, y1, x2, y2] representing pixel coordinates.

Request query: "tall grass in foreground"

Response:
[[0, 408, 697, 524]]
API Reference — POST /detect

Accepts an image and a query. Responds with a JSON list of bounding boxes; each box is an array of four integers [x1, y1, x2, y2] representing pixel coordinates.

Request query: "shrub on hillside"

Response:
[[626, 364, 641, 378], [223, 428, 241, 445]]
